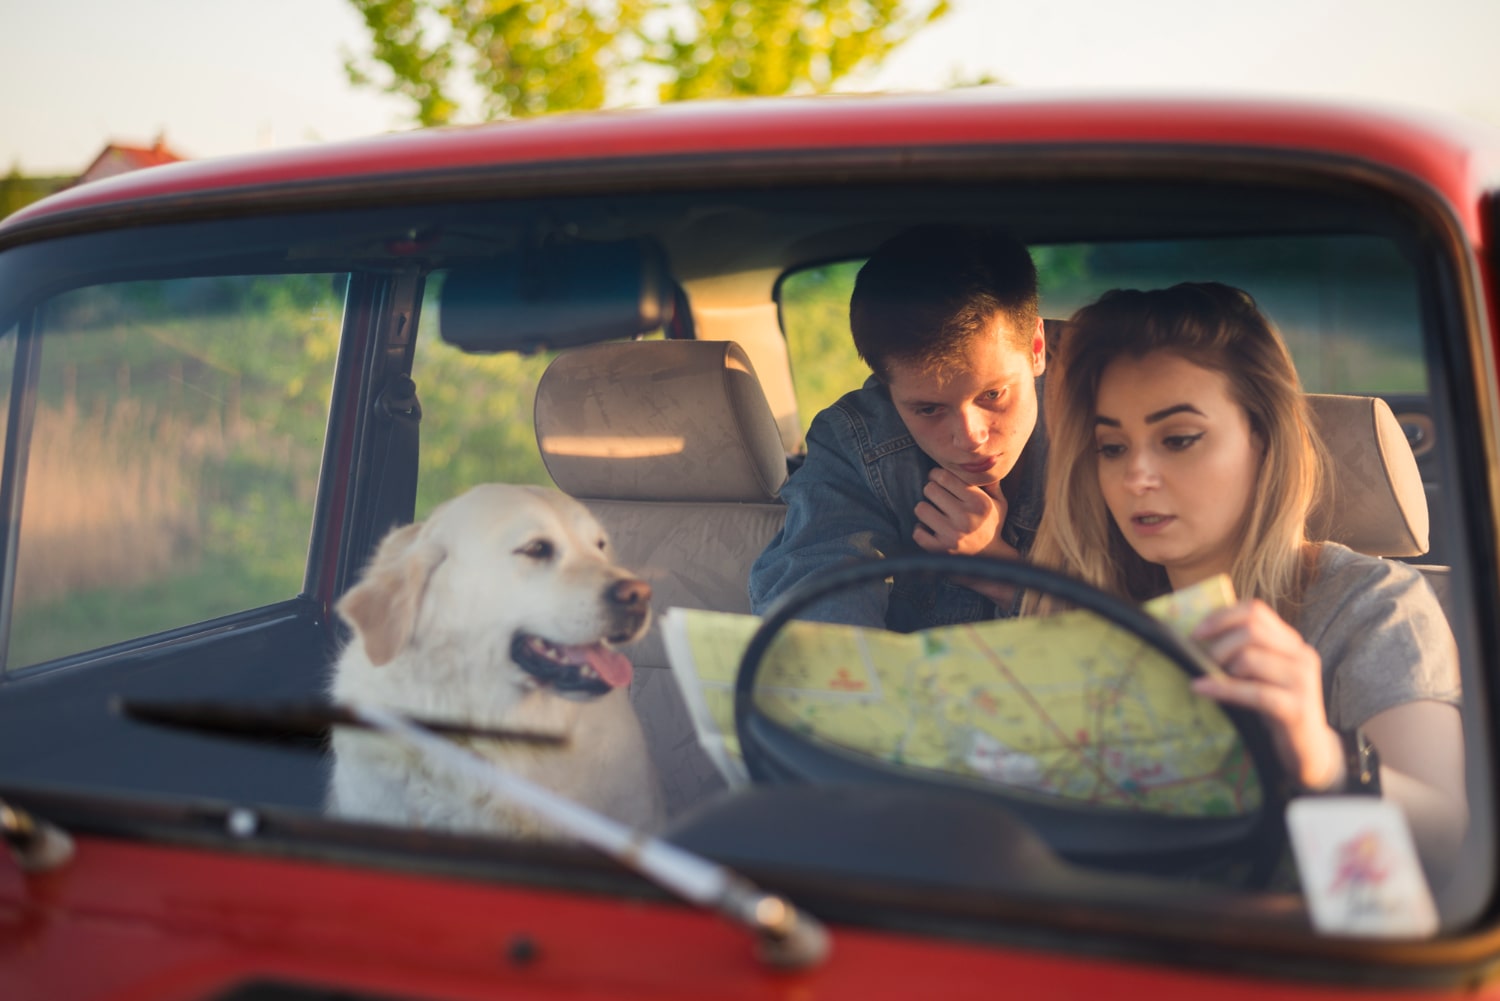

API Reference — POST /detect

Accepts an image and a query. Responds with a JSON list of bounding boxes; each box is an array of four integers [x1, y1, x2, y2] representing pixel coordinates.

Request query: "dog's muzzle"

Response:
[[511, 578, 652, 699], [603, 577, 652, 643]]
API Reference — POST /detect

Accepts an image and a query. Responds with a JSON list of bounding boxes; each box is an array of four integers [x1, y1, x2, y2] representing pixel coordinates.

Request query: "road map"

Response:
[[661, 575, 1261, 817]]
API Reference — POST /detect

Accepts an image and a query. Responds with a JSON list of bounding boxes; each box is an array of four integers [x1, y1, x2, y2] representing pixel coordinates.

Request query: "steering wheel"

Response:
[[731, 554, 1289, 885]]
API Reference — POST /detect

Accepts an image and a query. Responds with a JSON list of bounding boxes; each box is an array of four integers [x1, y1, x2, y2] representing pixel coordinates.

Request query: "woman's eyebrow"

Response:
[[1145, 403, 1204, 423], [1093, 403, 1205, 429]]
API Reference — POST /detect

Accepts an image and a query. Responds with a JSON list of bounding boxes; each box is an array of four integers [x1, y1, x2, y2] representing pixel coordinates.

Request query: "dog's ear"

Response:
[[337, 522, 446, 666]]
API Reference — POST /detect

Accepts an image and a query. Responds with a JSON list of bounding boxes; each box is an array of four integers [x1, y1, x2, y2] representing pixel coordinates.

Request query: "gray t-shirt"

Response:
[[1299, 542, 1460, 731]]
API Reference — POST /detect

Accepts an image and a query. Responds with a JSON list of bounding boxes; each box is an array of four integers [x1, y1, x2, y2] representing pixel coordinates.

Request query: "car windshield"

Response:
[[0, 176, 1485, 944]]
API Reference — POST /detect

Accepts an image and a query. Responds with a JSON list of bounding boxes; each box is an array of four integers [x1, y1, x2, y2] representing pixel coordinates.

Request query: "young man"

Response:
[[748, 225, 1047, 630]]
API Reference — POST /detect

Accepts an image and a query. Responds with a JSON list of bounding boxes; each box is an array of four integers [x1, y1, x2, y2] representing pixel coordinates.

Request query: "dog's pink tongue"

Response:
[[566, 642, 634, 688]]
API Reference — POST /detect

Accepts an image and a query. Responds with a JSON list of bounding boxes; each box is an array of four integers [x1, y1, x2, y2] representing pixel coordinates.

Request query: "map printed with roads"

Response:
[[663, 575, 1261, 816]]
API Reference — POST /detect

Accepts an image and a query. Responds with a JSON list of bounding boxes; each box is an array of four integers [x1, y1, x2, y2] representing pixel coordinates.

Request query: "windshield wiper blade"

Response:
[[114, 698, 570, 750], [115, 698, 829, 968], [352, 703, 830, 970]]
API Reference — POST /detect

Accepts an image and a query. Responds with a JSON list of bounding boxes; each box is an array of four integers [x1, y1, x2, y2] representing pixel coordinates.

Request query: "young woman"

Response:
[[1029, 282, 1466, 882]]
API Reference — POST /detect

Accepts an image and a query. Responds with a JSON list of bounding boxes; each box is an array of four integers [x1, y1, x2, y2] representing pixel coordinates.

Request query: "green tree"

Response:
[[1, 163, 70, 221], [345, 0, 951, 126]]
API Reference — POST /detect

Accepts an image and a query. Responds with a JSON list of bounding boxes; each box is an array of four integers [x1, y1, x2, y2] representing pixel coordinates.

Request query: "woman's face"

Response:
[[1092, 351, 1264, 590]]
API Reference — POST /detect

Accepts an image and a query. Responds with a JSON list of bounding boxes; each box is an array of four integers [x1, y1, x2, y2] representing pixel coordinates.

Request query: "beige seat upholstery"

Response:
[[686, 287, 805, 453], [1307, 393, 1449, 616], [535, 339, 789, 812], [1306, 393, 1429, 558]]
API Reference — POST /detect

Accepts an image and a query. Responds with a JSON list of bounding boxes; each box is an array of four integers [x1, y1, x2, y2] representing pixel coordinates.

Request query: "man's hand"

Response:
[[912, 468, 1016, 559], [913, 469, 1019, 607]]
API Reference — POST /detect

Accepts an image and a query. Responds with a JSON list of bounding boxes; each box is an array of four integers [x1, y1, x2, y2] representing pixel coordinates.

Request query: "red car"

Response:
[[1, 91, 1498, 999]]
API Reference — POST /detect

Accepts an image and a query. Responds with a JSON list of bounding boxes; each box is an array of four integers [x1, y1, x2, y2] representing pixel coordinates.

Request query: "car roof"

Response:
[[5, 91, 1500, 241]]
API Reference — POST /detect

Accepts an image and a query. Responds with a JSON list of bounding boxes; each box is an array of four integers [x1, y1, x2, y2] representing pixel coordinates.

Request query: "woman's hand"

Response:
[[912, 468, 1019, 606], [1190, 599, 1344, 791]]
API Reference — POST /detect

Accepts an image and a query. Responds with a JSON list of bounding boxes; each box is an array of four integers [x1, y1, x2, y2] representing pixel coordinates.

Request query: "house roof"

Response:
[[73, 135, 186, 187]]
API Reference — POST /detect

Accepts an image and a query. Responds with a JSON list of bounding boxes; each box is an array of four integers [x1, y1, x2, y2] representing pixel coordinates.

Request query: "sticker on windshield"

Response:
[[1287, 796, 1438, 937]]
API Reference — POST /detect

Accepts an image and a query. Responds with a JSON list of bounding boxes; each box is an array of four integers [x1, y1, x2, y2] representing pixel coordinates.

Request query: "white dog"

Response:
[[326, 483, 665, 838]]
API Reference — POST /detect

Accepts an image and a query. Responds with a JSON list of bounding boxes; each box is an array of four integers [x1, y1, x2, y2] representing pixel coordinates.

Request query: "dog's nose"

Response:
[[609, 578, 652, 611]]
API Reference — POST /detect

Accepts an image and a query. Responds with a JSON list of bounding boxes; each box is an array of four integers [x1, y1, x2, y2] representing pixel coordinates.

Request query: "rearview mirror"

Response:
[[440, 239, 673, 354]]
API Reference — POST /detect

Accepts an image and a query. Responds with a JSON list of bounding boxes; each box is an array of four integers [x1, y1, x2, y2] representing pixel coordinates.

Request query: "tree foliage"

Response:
[[345, 0, 951, 125]]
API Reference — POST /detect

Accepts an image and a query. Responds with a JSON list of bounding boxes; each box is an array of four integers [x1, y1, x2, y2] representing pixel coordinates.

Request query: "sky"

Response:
[[2, 0, 1498, 176]]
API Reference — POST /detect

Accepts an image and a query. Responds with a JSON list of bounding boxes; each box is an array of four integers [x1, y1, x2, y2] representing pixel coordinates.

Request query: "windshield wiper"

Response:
[[119, 697, 831, 969], [352, 704, 830, 970], [114, 698, 570, 749]]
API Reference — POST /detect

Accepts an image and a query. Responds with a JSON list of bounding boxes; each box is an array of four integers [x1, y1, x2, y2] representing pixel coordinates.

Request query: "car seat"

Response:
[[1305, 393, 1446, 614], [534, 338, 790, 812]]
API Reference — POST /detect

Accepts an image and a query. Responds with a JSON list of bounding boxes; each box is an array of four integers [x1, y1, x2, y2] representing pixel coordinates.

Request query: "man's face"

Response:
[[885, 316, 1046, 487]]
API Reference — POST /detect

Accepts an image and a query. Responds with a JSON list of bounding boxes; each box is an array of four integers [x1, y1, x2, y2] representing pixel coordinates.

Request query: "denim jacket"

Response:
[[749, 375, 1047, 632]]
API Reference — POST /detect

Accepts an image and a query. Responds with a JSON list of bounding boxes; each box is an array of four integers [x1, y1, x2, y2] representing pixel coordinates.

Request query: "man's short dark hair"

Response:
[[849, 225, 1039, 382]]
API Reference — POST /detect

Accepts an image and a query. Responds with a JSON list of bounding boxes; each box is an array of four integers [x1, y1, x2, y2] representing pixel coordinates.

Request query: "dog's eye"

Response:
[[596, 539, 607, 552], [516, 539, 555, 561]]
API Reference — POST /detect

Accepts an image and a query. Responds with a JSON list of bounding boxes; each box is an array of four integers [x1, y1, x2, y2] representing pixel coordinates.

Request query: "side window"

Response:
[[412, 271, 555, 518], [777, 261, 866, 435], [8, 275, 343, 670], [1034, 236, 1426, 395], [778, 236, 1426, 437]]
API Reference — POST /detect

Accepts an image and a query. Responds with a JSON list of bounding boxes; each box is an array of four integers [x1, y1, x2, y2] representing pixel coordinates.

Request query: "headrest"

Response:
[[1307, 394, 1429, 557], [536, 340, 788, 503]]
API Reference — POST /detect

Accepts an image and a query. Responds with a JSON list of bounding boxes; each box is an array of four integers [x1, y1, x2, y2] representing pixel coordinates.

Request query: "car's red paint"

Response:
[[4, 90, 1500, 1001], [4, 94, 1497, 238], [2, 833, 1474, 1001]]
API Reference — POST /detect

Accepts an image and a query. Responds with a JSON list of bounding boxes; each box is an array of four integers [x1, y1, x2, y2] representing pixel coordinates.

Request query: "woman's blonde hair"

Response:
[[1028, 282, 1324, 619]]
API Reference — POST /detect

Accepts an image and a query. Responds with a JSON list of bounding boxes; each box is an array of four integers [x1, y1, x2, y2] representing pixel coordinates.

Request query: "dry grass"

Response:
[[12, 399, 212, 610]]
